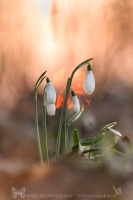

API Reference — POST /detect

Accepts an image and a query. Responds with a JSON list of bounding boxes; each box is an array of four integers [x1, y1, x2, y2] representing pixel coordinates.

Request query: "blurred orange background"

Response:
[[0, 0, 133, 164]]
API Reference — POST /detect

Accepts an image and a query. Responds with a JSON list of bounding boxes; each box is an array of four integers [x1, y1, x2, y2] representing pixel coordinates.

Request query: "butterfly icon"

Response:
[[112, 185, 122, 195], [12, 187, 26, 198]]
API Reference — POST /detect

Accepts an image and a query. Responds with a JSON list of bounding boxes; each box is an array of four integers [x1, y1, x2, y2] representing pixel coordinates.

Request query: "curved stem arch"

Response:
[[56, 58, 93, 161]]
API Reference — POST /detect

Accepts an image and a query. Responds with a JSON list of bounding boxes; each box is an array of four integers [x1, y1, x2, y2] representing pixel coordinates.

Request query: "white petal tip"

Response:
[[108, 128, 122, 137]]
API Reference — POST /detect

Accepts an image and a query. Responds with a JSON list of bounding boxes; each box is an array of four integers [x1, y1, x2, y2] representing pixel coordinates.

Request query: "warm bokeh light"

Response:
[[1, 0, 133, 111], [85, 99, 91, 106], [56, 94, 64, 108], [67, 97, 73, 109], [81, 104, 85, 110]]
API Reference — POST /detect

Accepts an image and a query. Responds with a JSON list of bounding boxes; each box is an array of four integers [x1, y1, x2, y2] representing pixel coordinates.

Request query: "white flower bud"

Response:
[[71, 91, 80, 113], [72, 96, 80, 113], [78, 142, 85, 155], [107, 128, 122, 137], [46, 101, 56, 116], [83, 64, 95, 95], [46, 78, 56, 104]]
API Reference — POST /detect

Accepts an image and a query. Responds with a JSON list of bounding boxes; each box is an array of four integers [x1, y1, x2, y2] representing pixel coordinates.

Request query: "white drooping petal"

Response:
[[83, 71, 95, 94], [108, 128, 122, 137], [46, 102, 56, 116], [46, 82, 56, 104], [72, 96, 80, 113]]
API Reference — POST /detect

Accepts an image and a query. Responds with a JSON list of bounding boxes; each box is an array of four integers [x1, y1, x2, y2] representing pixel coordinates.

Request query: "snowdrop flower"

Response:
[[83, 64, 95, 94], [107, 128, 122, 137], [46, 101, 56, 116], [46, 78, 56, 104], [71, 90, 80, 113]]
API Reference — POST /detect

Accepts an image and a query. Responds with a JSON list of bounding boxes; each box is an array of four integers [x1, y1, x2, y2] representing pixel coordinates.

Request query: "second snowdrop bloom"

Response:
[[107, 128, 122, 137], [46, 78, 56, 104], [83, 64, 95, 95], [46, 101, 56, 116], [71, 90, 80, 113]]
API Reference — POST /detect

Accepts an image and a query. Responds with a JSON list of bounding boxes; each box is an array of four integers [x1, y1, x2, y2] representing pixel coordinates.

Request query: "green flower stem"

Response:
[[64, 59, 93, 154], [56, 59, 93, 161], [42, 88, 49, 165], [63, 110, 67, 156], [63, 60, 93, 155], [70, 58, 93, 82], [56, 78, 71, 161], [63, 78, 72, 156], [34, 91, 43, 164], [64, 126, 69, 155], [64, 110, 84, 155], [35, 71, 47, 90], [34, 71, 47, 164]]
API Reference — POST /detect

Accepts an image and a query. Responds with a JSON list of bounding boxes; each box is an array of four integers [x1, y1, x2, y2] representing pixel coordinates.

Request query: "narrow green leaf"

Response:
[[72, 133, 105, 151], [82, 148, 101, 154], [72, 144, 78, 151], [42, 87, 49, 165], [80, 133, 105, 146], [73, 129, 79, 146], [67, 109, 84, 127]]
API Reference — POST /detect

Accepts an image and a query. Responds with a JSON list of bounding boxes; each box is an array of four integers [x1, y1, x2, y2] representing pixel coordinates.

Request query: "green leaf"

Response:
[[67, 109, 84, 127], [73, 129, 79, 146], [82, 148, 101, 154], [72, 133, 105, 151], [43, 86, 47, 106], [80, 133, 105, 146]]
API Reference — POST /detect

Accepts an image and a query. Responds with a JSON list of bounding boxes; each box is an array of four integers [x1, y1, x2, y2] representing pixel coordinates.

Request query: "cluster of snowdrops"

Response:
[[34, 58, 122, 165]]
